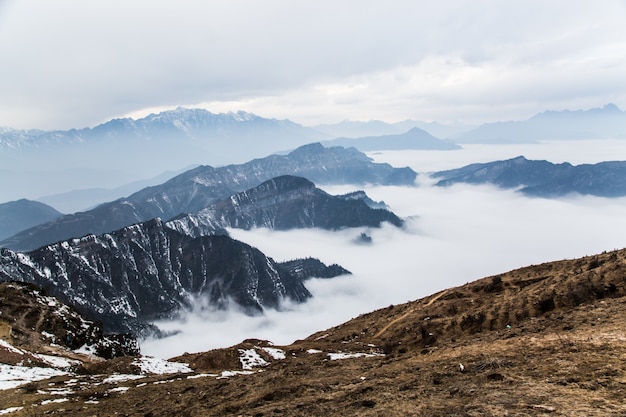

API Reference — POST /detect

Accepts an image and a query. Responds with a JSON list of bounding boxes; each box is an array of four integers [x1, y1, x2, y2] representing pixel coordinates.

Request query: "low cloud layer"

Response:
[[142, 140, 626, 358]]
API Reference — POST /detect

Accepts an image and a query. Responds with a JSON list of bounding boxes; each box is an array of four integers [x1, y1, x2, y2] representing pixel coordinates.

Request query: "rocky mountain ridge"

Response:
[[0, 218, 350, 336], [1, 143, 416, 252], [166, 175, 403, 237], [432, 155, 626, 197]]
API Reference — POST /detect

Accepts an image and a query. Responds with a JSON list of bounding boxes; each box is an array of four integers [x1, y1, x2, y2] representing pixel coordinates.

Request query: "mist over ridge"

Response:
[[142, 139, 626, 358]]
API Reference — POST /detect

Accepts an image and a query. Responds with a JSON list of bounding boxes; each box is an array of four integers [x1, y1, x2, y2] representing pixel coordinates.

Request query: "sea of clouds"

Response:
[[141, 139, 626, 358]]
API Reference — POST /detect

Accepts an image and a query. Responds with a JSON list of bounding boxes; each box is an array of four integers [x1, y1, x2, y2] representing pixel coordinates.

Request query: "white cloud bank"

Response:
[[141, 140, 626, 359]]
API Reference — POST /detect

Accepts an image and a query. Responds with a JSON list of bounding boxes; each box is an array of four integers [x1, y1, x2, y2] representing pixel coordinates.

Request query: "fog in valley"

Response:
[[142, 139, 626, 359]]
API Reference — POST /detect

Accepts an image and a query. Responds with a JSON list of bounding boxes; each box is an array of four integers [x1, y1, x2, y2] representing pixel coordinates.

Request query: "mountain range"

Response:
[[321, 127, 460, 151], [0, 143, 416, 252], [456, 103, 626, 143], [166, 175, 403, 238], [3, 104, 624, 205], [0, 218, 350, 336], [0, 108, 326, 158], [431, 156, 626, 197], [0, 109, 329, 204]]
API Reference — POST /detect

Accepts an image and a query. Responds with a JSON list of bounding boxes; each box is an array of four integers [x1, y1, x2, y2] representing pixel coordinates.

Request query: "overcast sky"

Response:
[[1, 1, 626, 130]]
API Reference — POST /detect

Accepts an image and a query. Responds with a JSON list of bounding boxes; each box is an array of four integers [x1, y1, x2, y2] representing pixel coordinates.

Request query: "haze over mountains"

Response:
[[0, 199, 62, 241], [456, 103, 626, 143], [0, 143, 414, 252], [2, 104, 625, 206], [321, 127, 460, 151]]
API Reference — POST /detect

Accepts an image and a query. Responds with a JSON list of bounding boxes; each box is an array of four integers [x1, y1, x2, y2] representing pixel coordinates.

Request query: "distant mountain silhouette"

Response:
[[314, 119, 473, 139], [431, 156, 626, 197], [322, 128, 460, 151], [0, 199, 62, 240], [456, 104, 626, 143]]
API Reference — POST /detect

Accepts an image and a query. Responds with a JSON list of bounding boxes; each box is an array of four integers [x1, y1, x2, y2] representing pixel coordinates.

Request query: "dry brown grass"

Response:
[[2, 249, 626, 416]]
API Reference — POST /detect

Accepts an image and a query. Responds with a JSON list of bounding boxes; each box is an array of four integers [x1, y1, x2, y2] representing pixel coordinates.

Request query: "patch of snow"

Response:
[[260, 347, 286, 360], [41, 331, 56, 341], [132, 356, 192, 375], [306, 349, 323, 354], [238, 348, 268, 370], [40, 398, 68, 405], [34, 354, 80, 368], [187, 373, 218, 379], [108, 386, 130, 393], [0, 339, 24, 355], [217, 370, 254, 379], [46, 388, 74, 395], [73, 344, 97, 356], [0, 407, 23, 415], [16, 253, 37, 269], [327, 352, 384, 361], [101, 374, 144, 384], [0, 364, 69, 390]]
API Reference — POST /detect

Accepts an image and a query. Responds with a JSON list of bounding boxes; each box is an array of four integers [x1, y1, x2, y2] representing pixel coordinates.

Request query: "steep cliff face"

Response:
[[2, 143, 416, 252], [166, 175, 404, 237], [0, 219, 349, 336]]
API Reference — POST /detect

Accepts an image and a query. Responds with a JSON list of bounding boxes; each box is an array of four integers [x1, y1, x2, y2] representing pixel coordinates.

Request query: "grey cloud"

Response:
[[1, 1, 625, 128]]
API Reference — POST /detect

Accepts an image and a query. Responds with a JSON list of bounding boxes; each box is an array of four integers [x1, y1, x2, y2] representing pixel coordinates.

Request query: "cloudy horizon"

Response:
[[1, 1, 626, 130]]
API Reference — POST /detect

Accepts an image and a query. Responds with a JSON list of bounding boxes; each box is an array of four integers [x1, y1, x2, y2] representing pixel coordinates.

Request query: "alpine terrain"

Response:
[[1, 143, 416, 252], [432, 156, 626, 197], [0, 218, 350, 336], [1, 248, 625, 416]]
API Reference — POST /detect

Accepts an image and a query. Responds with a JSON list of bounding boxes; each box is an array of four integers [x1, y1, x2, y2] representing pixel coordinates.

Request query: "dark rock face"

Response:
[[0, 281, 139, 359], [1, 143, 416, 252], [167, 175, 404, 237], [0, 219, 350, 336], [336, 190, 389, 209], [431, 156, 626, 197], [276, 258, 351, 280], [0, 199, 62, 241]]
